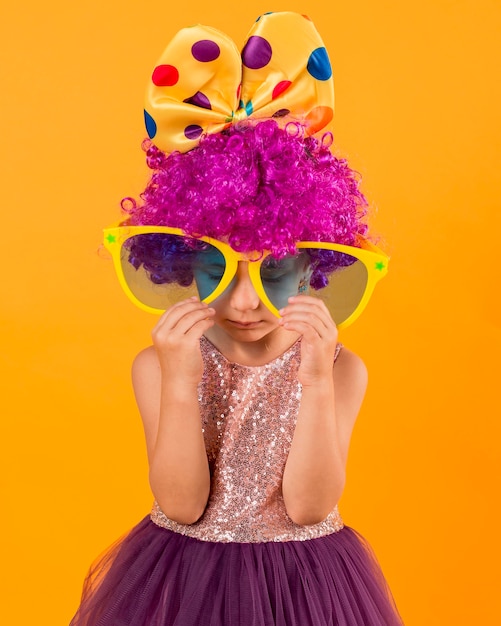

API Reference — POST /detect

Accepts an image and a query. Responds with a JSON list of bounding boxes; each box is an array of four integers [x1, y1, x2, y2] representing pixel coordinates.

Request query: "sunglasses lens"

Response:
[[306, 248, 369, 325], [262, 248, 368, 326], [260, 254, 313, 312], [119, 234, 226, 310]]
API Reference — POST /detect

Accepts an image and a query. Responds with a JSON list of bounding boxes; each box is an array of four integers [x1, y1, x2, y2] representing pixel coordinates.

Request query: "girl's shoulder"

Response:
[[332, 346, 368, 431], [131, 346, 161, 397], [132, 345, 159, 374], [333, 345, 368, 386]]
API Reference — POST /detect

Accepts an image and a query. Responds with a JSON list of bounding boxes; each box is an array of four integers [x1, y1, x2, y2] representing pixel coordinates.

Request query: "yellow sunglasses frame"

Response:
[[103, 225, 389, 329]]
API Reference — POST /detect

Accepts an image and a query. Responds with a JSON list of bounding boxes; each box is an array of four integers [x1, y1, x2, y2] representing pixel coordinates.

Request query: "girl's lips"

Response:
[[227, 320, 262, 329]]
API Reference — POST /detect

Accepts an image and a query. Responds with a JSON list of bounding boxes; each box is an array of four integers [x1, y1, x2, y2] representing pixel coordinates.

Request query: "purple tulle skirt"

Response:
[[70, 516, 403, 626]]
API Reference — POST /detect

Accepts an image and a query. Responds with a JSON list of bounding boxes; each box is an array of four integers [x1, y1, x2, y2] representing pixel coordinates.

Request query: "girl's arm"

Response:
[[280, 296, 368, 526], [132, 298, 215, 525]]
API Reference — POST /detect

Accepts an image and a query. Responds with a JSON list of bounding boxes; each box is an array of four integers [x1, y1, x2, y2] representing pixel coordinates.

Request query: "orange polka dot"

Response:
[[305, 106, 333, 134]]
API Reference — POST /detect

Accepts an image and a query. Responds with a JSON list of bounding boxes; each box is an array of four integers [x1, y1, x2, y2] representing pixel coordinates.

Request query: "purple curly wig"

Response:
[[122, 120, 368, 290]]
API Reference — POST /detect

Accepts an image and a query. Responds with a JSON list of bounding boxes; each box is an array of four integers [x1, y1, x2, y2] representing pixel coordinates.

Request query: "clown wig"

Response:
[[121, 120, 368, 289]]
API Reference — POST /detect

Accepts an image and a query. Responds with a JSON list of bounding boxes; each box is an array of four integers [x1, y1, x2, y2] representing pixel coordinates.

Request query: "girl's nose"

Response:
[[229, 262, 260, 311]]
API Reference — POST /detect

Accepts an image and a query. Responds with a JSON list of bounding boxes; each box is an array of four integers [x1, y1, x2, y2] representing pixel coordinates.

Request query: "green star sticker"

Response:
[[375, 261, 386, 271], [106, 233, 117, 244]]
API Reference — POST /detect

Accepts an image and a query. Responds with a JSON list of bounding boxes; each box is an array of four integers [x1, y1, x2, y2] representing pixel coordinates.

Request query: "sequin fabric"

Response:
[[151, 336, 344, 543]]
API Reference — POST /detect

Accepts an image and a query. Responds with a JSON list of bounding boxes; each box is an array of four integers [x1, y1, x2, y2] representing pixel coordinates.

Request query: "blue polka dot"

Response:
[[245, 101, 253, 116], [307, 47, 332, 81], [144, 110, 157, 139]]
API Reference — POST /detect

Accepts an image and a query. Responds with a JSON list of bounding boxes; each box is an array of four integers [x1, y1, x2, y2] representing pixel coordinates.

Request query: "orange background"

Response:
[[1, 1, 500, 624]]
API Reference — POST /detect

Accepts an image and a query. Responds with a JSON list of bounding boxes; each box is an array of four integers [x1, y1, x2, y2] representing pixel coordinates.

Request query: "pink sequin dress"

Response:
[[71, 337, 403, 626]]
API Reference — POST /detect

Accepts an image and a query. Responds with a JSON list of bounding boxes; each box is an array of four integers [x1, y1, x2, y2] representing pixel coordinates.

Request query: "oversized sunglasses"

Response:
[[103, 226, 389, 329]]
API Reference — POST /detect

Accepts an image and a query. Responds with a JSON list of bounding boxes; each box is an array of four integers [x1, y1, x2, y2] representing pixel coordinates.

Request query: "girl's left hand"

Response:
[[279, 295, 338, 387]]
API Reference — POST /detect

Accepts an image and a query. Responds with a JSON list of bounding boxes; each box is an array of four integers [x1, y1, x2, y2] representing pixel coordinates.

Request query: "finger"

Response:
[[173, 308, 216, 337], [155, 298, 210, 331], [280, 316, 325, 341], [280, 298, 335, 332], [279, 306, 332, 335], [280, 308, 338, 344], [282, 295, 331, 316], [169, 317, 215, 346], [156, 306, 215, 337]]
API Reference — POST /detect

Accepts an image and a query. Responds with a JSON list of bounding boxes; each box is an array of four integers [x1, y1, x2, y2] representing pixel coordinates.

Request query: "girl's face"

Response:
[[193, 253, 311, 343]]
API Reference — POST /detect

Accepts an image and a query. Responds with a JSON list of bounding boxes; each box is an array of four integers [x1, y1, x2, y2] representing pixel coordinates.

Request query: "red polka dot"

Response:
[[272, 81, 292, 99], [152, 65, 179, 87], [236, 84, 241, 101]]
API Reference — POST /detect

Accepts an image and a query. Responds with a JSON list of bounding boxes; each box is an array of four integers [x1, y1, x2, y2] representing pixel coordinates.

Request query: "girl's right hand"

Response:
[[151, 297, 215, 386]]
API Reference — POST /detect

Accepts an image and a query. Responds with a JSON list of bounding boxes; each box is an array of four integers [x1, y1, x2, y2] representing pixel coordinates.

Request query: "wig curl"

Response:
[[122, 120, 368, 290]]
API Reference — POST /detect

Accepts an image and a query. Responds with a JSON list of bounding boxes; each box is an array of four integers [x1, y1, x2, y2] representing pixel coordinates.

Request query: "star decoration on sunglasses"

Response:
[[106, 233, 117, 244], [375, 261, 386, 271]]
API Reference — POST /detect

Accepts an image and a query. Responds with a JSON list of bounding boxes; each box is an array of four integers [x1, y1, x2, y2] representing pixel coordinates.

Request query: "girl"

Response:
[[71, 12, 403, 626]]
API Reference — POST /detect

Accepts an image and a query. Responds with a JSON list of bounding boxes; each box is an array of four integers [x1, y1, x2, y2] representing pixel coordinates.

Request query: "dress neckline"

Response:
[[200, 334, 301, 370]]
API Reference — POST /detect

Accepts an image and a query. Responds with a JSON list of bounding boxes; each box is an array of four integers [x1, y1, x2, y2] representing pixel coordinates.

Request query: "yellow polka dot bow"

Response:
[[144, 11, 335, 154]]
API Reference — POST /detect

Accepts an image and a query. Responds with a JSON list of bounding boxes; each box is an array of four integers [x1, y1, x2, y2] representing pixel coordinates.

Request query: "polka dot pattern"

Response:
[[184, 91, 212, 110], [152, 64, 179, 87], [145, 12, 335, 154], [192, 40, 220, 62], [184, 124, 203, 140], [306, 47, 332, 81], [241, 36, 272, 69], [272, 81, 291, 99], [305, 106, 334, 133], [144, 110, 157, 139]]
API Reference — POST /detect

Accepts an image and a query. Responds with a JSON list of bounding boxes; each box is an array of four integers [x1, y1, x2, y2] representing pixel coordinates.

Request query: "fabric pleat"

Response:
[[70, 516, 403, 626]]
